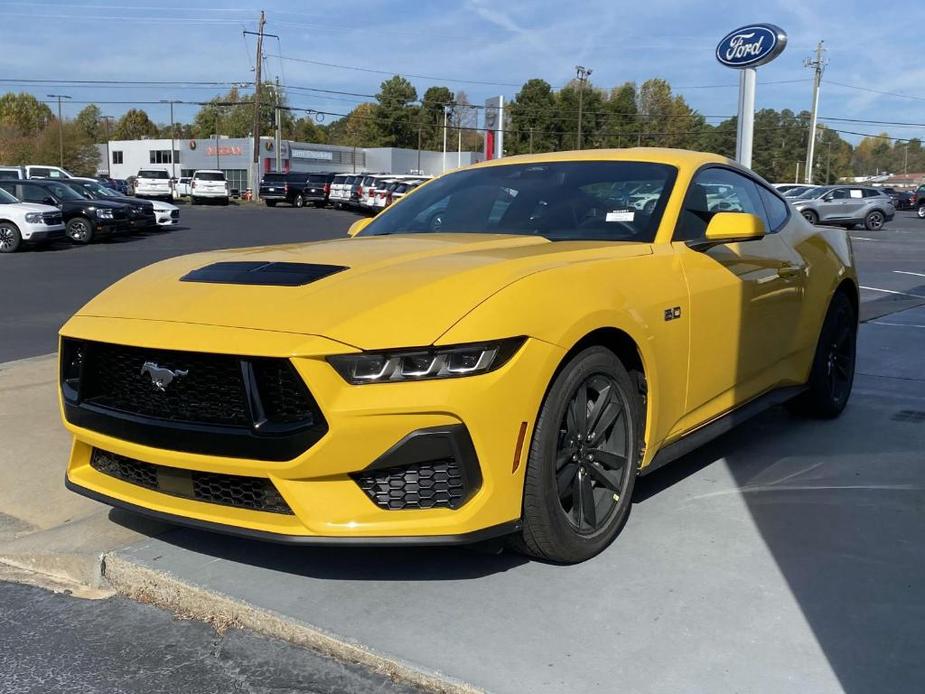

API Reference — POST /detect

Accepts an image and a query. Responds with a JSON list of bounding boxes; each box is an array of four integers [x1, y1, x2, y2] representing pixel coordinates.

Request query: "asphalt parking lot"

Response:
[[2, 205, 924, 693]]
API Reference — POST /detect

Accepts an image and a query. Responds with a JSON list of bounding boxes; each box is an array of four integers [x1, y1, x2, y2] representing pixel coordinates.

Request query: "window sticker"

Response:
[[606, 209, 635, 223], [849, 189, 863, 198]]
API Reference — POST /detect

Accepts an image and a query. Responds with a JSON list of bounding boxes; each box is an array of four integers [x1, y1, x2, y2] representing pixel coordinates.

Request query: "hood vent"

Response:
[[180, 261, 347, 287]]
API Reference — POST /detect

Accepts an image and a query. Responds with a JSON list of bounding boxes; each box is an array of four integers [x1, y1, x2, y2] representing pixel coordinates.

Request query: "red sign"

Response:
[[206, 145, 242, 156]]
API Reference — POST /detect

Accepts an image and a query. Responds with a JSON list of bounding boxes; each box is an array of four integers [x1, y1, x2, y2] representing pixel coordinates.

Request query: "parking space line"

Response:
[[860, 285, 925, 299], [870, 321, 925, 328], [893, 270, 925, 278], [852, 236, 877, 241]]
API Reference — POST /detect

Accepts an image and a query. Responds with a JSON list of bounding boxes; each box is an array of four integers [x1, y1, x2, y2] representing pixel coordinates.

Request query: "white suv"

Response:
[[134, 169, 172, 200], [190, 170, 229, 205], [0, 186, 66, 253]]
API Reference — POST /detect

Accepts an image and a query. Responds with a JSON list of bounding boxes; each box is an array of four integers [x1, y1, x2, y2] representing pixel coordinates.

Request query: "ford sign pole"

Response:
[[716, 24, 788, 168], [736, 69, 757, 167]]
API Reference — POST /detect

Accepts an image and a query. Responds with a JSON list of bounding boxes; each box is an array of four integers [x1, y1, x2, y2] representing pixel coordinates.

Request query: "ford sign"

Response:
[[716, 24, 787, 68]]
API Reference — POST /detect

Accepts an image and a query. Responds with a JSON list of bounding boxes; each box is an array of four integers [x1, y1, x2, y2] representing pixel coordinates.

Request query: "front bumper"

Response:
[[60, 316, 563, 543], [23, 224, 66, 242]]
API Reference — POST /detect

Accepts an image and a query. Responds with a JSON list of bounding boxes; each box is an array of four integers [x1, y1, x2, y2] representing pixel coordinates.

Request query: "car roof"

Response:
[[467, 147, 731, 172], [193, 169, 223, 174]]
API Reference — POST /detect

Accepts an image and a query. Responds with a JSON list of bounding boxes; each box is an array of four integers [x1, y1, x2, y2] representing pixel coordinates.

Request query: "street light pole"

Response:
[[47, 94, 71, 167], [803, 41, 826, 184], [159, 100, 177, 180], [575, 65, 592, 150], [100, 115, 114, 175], [442, 104, 450, 173]]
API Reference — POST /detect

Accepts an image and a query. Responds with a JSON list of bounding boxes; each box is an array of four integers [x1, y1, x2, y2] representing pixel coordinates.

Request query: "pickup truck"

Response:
[[0, 165, 74, 180], [259, 172, 335, 208]]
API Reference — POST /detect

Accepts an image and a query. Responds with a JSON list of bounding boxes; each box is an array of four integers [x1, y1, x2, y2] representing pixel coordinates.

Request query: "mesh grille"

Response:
[[354, 459, 468, 510], [252, 359, 314, 424], [91, 449, 293, 515], [81, 342, 250, 426]]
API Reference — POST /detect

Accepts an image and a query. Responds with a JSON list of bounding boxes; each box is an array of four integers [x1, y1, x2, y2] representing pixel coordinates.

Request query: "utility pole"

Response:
[[274, 76, 282, 172], [250, 10, 266, 194], [442, 104, 450, 173], [795, 161, 801, 184], [803, 41, 826, 184], [47, 94, 71, 167], [904, 142, 909, 174], [416, 110, 423, 174], [101, 115, 114, 175], [529, 127, 534, 154], [160, 100, 177, 180], [826, 140, 833, 183], [575, 65, 592, 150]]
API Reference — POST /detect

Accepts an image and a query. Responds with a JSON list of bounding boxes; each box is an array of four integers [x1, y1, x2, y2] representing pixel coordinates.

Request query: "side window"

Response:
[[677, 168, 767, 241], [29, 168, 51, 178], [862, 188, 881, 198], [757, 185, 789, 232], [0, 183, 16, 197], [830, 189, 848, 200], [21, 185, 47, 203]]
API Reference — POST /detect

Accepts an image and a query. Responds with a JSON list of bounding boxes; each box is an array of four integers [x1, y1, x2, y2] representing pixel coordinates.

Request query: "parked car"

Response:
[[190, 170, 229, 205], [150, 199, 180, 226], [173, 177, 192, 199], [880, 188, 913, 210], [60, 178, 158, 232], [96, 176, 130, 196], [58, 149, 861, 563], [388, 181, 422, 206], [790, 185, 895, 230], [913, 184, 925, 218], [259, 172, 333, 208], [781, 185, 815, 198], [134, 169, 172, 200], [0, 164, 74, 180], [0, 179, 130, 243], [0, 185, 65, 253], [359, 175, 392, 210], [329, 174, 355, 208]]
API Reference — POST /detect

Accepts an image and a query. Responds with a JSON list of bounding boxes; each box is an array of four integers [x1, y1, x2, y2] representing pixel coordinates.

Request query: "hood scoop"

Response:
[[180, 261, 347, 287]]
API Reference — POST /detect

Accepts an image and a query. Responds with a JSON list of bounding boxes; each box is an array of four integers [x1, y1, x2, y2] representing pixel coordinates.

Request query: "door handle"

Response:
[[779, 266, 803, 279]]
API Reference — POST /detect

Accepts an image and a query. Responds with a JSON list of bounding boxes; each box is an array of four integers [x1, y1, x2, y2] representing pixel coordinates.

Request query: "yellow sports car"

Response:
[[60, 149, 858, 563]]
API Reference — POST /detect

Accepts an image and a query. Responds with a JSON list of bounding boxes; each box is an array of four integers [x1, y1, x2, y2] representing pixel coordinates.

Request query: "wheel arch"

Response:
[[0, 218, 22, 229], [834, 276, 859, 320]]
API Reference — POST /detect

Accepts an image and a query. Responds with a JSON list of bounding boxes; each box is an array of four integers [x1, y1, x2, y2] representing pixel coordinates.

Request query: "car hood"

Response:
[[149, 200, 178, 211], [74, 233, 651, 349], [9, 202, 59, 214]]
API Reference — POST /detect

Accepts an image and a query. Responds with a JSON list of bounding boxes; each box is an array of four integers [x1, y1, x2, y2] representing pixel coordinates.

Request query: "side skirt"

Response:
[[640, 385, 806, 477]]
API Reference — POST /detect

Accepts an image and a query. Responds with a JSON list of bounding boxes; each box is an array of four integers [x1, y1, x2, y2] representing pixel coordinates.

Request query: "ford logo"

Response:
[[716, 24, 787, 68]]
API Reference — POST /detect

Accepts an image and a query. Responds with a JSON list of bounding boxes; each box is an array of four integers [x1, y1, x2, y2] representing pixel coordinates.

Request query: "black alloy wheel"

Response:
[[0, 222, 22, 253], [788, 291, 856, 418], [66, 217, 93, 244], [864, 210, 885, 231], [515, 346, 640, 563], [802, 209, 819, 225], [555, 374, 633, 535]]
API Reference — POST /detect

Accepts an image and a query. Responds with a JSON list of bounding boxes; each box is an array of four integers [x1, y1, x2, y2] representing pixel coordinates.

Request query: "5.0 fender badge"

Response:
[[664, 307, 682, 321]]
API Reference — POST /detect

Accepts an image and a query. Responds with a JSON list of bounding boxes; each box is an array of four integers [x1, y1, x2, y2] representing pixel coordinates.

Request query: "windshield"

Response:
[[42, 182, 85, 201], [308, 174, 329, 183], [0, 188, 19, 204], [262, 174, 286, 183], [195, 172, 225, 181], [360, 161, 677, 242], [138, 170, 169, 179], [793, 186, 830, 200], [80, 181, 117, 197]]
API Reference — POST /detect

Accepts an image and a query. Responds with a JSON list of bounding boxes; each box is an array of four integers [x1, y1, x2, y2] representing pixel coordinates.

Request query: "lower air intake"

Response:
[[354, 459, 469, 510], [90, 448, 293, 515]]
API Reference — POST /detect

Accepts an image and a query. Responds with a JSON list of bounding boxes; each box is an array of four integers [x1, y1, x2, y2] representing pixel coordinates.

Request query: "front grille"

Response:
[[42, 212, 63, 225], [80, 342, 251, 426], [354, 459, 468, 510], [112, 208, 129, 220], [91, 448, 293, 514], [170, 210, 179, 219]]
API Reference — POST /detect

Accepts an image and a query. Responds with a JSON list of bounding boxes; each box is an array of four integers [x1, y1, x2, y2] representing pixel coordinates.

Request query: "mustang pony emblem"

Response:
[[140, 361, 188, 392]]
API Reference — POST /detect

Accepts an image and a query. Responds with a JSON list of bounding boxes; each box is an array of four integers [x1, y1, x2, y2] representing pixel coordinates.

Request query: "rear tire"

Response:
[[294, 194, 305, 208], [66, 217, 94, 244], [917, 204, 925, 220], [864, 210, 885, 231], [0, 222, 22, 253], [788, 291, 856, 419], [801, 209, 818, 225], [514, 347, 641, 563]]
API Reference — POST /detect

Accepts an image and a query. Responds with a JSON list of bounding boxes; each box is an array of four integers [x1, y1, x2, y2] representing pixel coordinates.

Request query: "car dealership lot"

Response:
[[2, 206, 924, 692]]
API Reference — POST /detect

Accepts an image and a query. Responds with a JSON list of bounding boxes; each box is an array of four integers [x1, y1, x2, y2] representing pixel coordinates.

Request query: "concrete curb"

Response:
[[102, 553, 482, 694]]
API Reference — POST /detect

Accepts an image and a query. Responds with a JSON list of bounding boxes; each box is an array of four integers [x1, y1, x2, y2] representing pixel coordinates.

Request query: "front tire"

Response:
[[789, 291, 856, 419], [864, 210, 885, 231], [917, 204, 925, 220], [0, 222, 22, 253], [294, 194, 305, 208], [515, 347, 640, 563], [802, 209, 819, 225], [66, 217, 94, 244]]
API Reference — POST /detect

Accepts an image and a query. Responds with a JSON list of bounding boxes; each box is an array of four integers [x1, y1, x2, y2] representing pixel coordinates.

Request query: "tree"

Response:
[[371, 76, 418, 148], [326, 103, 379, 147], [604, 83, 639, 148], [292, 115, 327, 143], [509, 79, 558, 154], [419, 85, 454, 151], [636, 79, 702, 149], [191, 83, 293, 139], [556, 79, 606, 150], [113, 108, 158, 140], [74, 104, 103, 142], [0, 92, 54, 135]]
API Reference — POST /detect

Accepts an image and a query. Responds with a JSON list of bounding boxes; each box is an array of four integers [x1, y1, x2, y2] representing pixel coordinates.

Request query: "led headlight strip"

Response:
[[328, 337, 525, 384]]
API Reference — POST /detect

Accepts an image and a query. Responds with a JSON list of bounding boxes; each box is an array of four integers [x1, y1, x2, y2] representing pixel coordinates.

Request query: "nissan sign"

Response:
[[715, 24, 787, 69]]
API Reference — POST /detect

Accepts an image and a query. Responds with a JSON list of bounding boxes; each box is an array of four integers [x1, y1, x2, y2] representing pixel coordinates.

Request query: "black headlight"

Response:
[[60, 338, 85, 402], [327, 337, 525, 385]]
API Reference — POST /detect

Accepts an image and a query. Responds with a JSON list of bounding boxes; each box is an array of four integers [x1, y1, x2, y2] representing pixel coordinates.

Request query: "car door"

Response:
[[672, 167, 806, 431]]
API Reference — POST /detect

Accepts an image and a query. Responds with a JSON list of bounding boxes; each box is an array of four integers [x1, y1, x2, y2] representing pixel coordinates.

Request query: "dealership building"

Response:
[[97, 137, 483, 191]]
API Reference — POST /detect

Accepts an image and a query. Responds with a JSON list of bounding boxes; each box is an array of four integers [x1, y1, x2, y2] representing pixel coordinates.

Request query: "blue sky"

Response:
[[4, 0, 925, 144]]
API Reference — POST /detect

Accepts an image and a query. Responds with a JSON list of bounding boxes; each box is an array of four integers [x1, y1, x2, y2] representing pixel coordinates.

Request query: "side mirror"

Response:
[[690, 212, 765, 251], [347, 217, 372, 237], [822, 193, 834, 202]]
